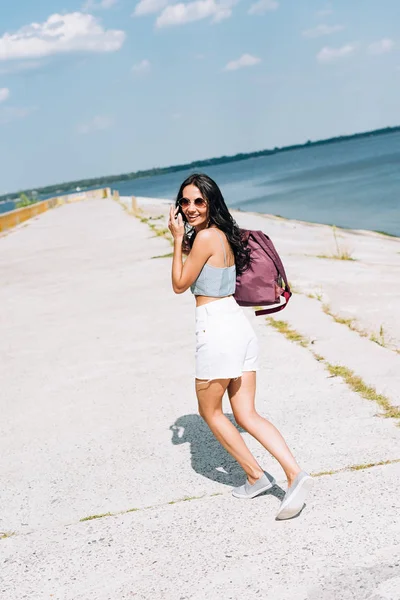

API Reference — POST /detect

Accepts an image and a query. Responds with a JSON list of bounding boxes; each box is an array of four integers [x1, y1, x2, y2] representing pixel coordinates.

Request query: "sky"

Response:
[[0, 0, 399, 194]]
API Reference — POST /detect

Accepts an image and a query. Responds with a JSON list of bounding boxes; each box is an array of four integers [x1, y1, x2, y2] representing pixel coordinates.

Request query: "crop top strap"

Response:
[[213, 229, 227, 267]]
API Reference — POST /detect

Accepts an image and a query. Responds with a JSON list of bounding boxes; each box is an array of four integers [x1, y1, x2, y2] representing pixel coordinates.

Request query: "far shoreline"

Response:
[[2, 125, 399, 203], [132, 196, 400, 241]]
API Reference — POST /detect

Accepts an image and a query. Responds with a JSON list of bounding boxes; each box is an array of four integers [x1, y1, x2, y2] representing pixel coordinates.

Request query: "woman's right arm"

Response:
[[168, 206, 214, 294]]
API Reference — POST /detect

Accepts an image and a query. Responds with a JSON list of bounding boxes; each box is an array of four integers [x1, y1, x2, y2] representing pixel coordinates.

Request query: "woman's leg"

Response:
[[228, 371, 301, 486], [196, 378, 264, 482]]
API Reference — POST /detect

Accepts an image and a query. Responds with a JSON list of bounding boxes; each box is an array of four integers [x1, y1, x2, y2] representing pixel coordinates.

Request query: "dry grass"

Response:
[[80, 512, 113, 522], [317, 252, 355, 261], [0, 531, 16, 539], [267, 318, 309, 348], [312, 458, 400, 477], [317, 225, 356, 261], [322, 305, 399, 353], [307, 291, 323, 302], [325, 362, 400, 420], [322, 304, 368, 337], [267, 318, 400, 423], [370, 325, 386, 347]]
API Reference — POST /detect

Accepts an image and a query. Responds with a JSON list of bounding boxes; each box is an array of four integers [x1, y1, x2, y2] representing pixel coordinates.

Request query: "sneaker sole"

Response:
[[275, 476, 314, 520], [232, 478, 276, 499]]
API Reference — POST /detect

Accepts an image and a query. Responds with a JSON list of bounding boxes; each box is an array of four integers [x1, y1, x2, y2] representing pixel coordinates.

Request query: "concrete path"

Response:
[[1, 199, 399, 599]]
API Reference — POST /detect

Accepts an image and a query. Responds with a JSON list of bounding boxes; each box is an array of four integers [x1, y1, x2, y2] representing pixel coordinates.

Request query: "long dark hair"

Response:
[[175, 173, 251, 275]]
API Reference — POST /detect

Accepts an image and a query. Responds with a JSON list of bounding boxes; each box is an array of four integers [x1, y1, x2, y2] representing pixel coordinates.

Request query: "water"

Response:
[[3, 131, 400, 236], [114, 131, 400, 236]]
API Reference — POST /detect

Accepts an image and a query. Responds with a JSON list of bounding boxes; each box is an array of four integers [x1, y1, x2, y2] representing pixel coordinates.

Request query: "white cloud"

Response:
[[0, 106, 35, 125], [302, 24, 345, 38], [0, 12, 125, 61], [0, 88, 10, 103], [132, 59, 151, 73], [82, 0, 118, 10], [248, 0, 278, 16], [156, 0, 233, 28], [224, 53, 261, 71], [77, 115, 114, 134], [368, 39, 395, 55], [133, 0, 168, 16], [317, 44, 357, 63]]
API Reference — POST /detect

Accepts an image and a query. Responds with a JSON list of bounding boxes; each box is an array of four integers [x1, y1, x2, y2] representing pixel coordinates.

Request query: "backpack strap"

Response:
[[249, 230, 292, 316]]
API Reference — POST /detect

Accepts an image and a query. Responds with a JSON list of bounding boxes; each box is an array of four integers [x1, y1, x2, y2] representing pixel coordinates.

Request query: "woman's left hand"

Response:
[[168, 204, 185, 239]]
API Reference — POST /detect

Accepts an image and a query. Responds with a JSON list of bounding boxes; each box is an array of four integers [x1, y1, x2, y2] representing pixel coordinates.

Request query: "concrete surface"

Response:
[[1, 198, 399, 599]]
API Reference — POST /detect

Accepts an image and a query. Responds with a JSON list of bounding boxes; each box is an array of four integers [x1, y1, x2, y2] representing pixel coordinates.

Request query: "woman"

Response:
[[167, 173, 313, 520]]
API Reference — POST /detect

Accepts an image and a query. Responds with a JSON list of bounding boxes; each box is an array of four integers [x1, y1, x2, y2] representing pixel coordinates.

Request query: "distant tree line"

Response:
[[1, 125, 399, 204]]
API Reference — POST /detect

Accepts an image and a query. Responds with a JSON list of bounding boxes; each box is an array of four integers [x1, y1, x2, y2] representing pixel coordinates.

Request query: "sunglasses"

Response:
[[178, 197, 207, 209]]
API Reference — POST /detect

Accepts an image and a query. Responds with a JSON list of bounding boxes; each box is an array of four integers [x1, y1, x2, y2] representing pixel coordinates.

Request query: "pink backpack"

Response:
[[234, 229, 292, 316]]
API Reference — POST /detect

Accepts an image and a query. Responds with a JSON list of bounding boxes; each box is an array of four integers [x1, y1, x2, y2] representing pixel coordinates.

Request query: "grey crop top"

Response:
[[190, 229, 236, 297]]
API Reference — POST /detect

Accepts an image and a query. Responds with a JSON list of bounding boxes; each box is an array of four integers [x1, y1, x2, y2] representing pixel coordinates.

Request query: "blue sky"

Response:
[[0, 0, 399, 193]]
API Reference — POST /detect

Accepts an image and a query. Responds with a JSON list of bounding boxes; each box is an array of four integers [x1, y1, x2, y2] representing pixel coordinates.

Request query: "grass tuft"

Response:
[[317, 252, 356, 261], [267, 318, 309, 348], [317, 225, 356, 261], [307, 291, 323, 302], [325, 362, 399, 418], [322, 304, 369, 338], [0, 531, 15, 539], [370, 325, 386, 347], [268, 318, 399, 422], [312, 458, 400, 477], [79, 512, 112, 522]]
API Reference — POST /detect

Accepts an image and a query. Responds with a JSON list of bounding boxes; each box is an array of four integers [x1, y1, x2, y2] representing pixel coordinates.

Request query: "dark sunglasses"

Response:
[[178, 197, 207, 209]]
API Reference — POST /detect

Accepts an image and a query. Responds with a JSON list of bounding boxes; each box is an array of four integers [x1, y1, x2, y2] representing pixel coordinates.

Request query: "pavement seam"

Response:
[[321, 300, 400, 355], [267, 317, 400, 423], [2, 458, 400, 540], [295, 289, 400, 355]]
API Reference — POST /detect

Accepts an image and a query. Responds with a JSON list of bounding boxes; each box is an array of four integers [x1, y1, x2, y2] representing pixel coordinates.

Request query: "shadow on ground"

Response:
[[170, 413, 284, 501]]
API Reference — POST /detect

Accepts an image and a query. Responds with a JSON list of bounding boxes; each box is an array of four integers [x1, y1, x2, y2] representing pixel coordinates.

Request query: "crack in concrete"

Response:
[[2, 458, 399, 540]]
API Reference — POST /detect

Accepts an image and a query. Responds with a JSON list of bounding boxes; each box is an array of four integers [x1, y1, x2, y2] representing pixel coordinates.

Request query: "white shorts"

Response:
[[195, 296, 259, 381]]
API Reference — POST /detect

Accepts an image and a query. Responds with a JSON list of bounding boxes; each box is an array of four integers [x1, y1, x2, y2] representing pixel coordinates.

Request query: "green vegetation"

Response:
[[312, 458, 400, 477], [307, 291, 323, 302], [267, 318, 309, 348], [322, 304, 361, 332], [370, 325, 386, 347], [79, 512, 113, 522], [0, 531, 15, 539], [373, 230, 399, 238], [317, 226, 356, 261], [267, 317, 400, 422], [15, 193, 37, 209], [322, 304, 399, 353], [325, 363, 400, 419], [2, 125, 399, 203]]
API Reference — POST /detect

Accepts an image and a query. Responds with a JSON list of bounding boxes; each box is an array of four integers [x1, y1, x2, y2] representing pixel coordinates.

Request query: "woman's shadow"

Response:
[[170, 413, 284, 500]]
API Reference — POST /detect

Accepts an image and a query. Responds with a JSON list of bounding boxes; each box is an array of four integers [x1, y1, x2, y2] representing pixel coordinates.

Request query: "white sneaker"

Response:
[[232, 472, 275, 499], [276, 471, 313, 520]]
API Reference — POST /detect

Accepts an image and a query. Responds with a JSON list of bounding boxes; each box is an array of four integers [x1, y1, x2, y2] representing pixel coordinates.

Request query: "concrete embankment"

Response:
[[1, 197, 399, 599]]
